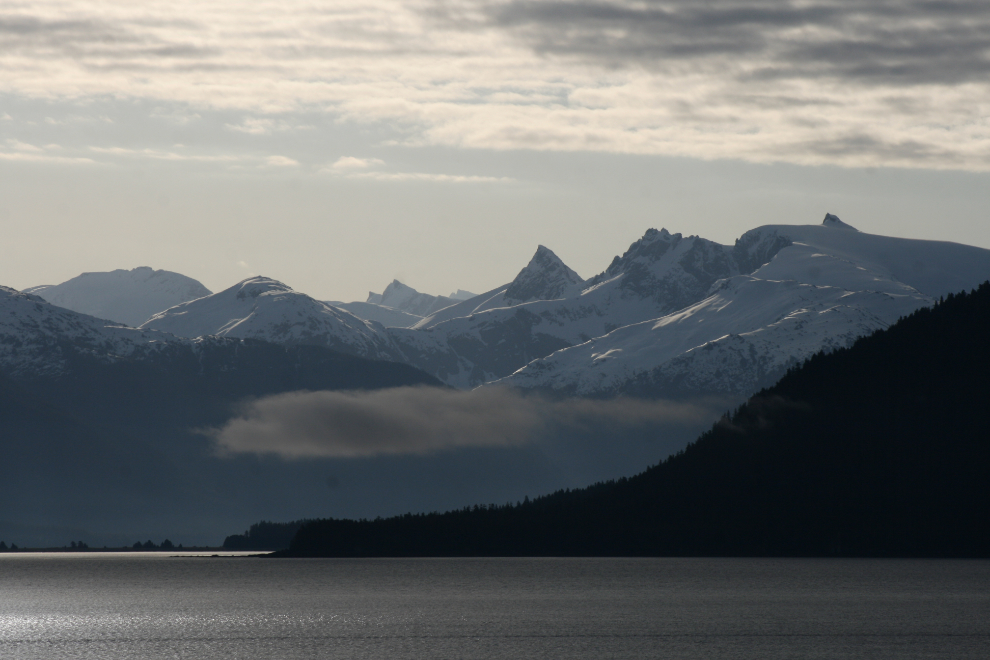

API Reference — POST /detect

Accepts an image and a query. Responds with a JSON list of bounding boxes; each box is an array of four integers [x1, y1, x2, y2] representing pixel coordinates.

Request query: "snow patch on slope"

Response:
[[495, 277, 930, 396]]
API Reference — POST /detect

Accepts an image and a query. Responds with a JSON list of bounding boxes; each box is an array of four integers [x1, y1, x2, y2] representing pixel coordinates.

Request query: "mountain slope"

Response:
[[497, 278, 929, 397], [0, 285, 188, 378], [140, 276, 403, 361], [282, 282, 990, 558], [325, 301, 423, 328], [24, 267, 211, 327], [499, 216, 990, 397], [393, 232, 752, 388]]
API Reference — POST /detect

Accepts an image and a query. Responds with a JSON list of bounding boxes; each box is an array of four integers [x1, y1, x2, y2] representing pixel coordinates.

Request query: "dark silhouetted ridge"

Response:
[[278, 282, 990, 558]]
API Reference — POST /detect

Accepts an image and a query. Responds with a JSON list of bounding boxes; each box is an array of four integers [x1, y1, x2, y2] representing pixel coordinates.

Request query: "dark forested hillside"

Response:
[[281, 282, 990, 558], [223, 520, 311, 550]]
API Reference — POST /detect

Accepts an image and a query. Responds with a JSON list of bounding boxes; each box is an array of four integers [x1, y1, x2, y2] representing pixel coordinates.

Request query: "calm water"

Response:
[[1, 554, 988, 659]]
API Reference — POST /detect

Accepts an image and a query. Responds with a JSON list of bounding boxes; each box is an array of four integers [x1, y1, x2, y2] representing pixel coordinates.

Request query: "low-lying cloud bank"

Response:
[[205, 386, 719, 459]]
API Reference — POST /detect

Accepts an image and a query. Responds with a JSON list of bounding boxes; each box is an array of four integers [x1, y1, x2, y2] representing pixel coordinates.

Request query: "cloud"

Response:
[[0, 139, 95, 164], [328, 156, 386, 171], [88, 146, 240, 162], [265, 155, 299, 167], [350, 171, 513, 183], [2, 1, 990, 170], [483, 0, 990, 86], [325, 156, 512, 182], [84, 145, 299, 168], [204, 386, 715, 458], [324, 157, 508, 182], [225, 117, 312, 134]]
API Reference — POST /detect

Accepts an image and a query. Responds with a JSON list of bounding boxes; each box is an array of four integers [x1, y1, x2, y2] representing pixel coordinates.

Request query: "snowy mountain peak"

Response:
[[140, 277, 404, 361], [23, 266, 212, 327], [382, 279, 415, 301], [823, 213, 858, 231], [504, 245, 584, 303], [233, 276, 292, 300]]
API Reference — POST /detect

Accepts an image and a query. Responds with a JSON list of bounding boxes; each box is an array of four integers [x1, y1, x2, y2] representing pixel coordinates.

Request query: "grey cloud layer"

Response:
[[2, 1, 988, 169], [0, 14, 215, 61], [484, 0, 990, 86], [206, 386, 714, 458]]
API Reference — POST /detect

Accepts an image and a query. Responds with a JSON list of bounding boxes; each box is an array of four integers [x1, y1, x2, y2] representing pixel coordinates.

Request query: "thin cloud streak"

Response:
[[205, 386, 717, 459]]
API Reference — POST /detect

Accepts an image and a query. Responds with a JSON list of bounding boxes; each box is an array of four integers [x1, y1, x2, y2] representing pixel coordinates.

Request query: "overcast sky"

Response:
[[2, 0, 988, 302]]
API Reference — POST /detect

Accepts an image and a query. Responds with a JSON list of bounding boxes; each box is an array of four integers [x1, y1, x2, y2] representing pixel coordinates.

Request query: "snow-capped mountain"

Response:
[[449, 289, 477, 301], [23, 267, 211, 327], [0, 285, 188, 378], [402, 245, 581, 333], [140, 276, 404, 362], [390, 233, 753, 388], [494, 215, 990, 397], [415, 231, 739, 330], [367, 280, 457, 317], [16, 213, 988, 400]]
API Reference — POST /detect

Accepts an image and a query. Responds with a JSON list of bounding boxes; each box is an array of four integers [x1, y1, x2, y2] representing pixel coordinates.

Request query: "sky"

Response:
[[2, 0, 989, 303]]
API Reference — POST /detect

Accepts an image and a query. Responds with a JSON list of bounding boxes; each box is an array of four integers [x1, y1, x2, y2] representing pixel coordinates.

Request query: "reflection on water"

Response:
[[1, 554, 989, 659]]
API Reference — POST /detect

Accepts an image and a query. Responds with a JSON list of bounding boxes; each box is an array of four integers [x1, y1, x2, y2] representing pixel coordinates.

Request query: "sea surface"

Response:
[[1, 553, 988, 659]]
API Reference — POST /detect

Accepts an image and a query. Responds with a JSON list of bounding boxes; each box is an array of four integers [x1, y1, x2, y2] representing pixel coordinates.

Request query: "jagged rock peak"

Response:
[[823, 213, 858, 231], [642, 227, 676, 243], [383, 279, 413, 296], [504, 245, 584, 303]]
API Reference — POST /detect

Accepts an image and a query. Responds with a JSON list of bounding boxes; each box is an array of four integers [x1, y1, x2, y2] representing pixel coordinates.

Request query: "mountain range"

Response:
[[5, 213, 990, 547], [13, 214, 990, 401]]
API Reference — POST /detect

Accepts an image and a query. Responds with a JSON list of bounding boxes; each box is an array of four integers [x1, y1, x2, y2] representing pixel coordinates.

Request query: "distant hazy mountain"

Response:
[[367, 280, 457, 317], [140, 276, 404, 362], [325, 300, 424, 328], [23, 267, 211, 327], [333, 282, 478, 328]]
